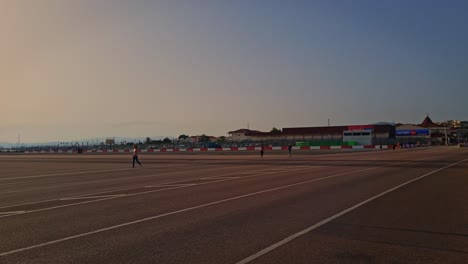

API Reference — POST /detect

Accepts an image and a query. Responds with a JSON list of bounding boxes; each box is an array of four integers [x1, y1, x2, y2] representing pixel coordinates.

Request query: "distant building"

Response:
[[280, 125, 394, 145], [189, 135, 218, 143], [227, 125, 395, 145], [395, 124, 430, 144], [343, 129, 372, 145], [178, 137, 191, 143], [437, 120, 461, 128], [418, 116, 447, 144], [105, 138, 115, 146], [227, 129, 260, 141], [457, 121, 468, 143]]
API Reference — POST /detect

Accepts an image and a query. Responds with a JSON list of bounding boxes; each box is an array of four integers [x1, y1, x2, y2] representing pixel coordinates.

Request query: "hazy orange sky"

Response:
[[2, 1, 467, 143]]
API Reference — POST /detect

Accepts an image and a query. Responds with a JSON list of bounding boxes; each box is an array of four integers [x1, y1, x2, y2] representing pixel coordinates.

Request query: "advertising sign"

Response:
[[396, 129, 429, 136], [347, 125, 374, 131]]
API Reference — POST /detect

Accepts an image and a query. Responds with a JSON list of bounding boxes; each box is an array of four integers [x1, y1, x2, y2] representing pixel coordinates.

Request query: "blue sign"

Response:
[[396, 129, 429, 136]]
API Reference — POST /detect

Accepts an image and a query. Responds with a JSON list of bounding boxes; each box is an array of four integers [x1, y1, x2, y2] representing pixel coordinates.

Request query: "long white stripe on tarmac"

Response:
[[0, 164, 329, 217], [144, 184, 197, 187], [0, 163, 193, 181], [0, 164, 251, 195], [0, 159, 409, 218], [0, 161, 411, 255], [0, 165, 274, 210], [234, 158, 468, 264], [0, 147, 452, 197], [59, 195, 126, 200], [0, 169, 127, 181], [0, 153, 427, 214], [0, 211, 25, 215], [201, 176, 242, 180], [1, 158, 355, 195], [0, 159, 350, 211]]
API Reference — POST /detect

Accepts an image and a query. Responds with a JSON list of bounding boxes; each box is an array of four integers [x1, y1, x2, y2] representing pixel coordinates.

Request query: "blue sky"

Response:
[[1, 0, 467, 142]]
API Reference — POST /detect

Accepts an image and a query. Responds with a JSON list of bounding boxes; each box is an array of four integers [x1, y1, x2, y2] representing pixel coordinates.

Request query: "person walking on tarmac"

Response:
[[260, 144, 264, 158], [132, 144, 142, 168], [288, 144, 292, 157]]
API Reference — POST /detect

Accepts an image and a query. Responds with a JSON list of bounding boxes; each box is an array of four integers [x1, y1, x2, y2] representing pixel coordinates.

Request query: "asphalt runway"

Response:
[[0, 147, 467, 264]]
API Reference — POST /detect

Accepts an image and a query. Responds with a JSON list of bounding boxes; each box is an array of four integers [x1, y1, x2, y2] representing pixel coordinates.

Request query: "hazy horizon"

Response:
[[2, 1, 467, 143]]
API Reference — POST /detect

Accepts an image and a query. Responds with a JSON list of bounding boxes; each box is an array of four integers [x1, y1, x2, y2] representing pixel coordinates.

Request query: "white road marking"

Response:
[[0, 164, 252, 195], [0, 159, 400, 216], [0, 161, 410, 255], [0, 165, 323, 218], [0, 198, 61, 210], [234, 158, 468, 264], [59, 195, 126, 201], [0, 148, 440, 210], [0, 165, 188, 188], [0, 182, 225, 219], [0, 163, 194, 181], [146, 184, 197, 187], [0, 165, 272, 210], [0, 211, 25, 215], [201, 177, 242, 180]]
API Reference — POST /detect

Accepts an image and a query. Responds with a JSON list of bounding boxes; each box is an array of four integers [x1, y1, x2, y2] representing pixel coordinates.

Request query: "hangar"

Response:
[[228, 124, 395, 146]]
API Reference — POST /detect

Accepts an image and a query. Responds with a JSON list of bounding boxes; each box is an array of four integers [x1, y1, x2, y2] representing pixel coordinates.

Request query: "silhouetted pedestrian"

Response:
[[132, 144, 142, 168]]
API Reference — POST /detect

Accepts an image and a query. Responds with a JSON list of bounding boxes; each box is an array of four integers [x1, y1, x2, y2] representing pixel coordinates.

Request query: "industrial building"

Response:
[[395, 116, 448, 145], [228, 124, 395, 146]]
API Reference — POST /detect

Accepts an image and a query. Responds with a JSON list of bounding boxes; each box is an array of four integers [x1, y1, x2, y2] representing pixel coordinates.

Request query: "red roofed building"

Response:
[[228, 129, 261, 141], [418, 116, 447, 144], [418, 116, 442, 128]]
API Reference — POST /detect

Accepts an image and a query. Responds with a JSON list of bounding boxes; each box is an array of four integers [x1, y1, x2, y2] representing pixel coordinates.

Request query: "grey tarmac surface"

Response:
[[0, 147, 467, 263]]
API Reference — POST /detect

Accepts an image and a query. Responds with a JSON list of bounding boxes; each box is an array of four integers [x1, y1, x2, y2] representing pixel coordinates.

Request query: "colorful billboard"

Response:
[[396, 129, 429, 136]]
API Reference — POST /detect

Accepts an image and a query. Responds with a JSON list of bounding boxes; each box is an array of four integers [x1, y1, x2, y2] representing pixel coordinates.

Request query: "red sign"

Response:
[[347, 125, 374, 131]]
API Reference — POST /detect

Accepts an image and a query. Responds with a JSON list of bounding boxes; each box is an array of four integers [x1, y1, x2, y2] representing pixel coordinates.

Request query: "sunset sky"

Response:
[[1, 0, 467, 143]]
